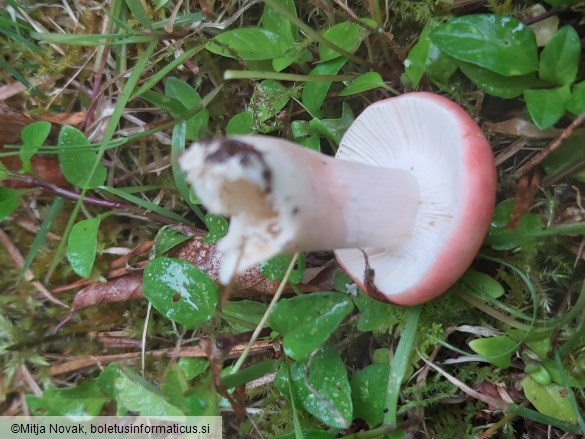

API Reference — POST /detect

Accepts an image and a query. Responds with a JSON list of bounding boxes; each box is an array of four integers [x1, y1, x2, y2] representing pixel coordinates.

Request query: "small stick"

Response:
[[514, 110, 585, 178]]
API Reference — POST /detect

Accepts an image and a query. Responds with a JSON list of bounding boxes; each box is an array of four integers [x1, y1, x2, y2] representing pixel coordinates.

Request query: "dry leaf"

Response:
[[65, 237, 335, 316], [484, 118, 561, 139], [71, 272, 143, 312]]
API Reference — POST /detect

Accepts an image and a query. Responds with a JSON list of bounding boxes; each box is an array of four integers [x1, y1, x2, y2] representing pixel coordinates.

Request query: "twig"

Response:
[[418, 353, 507, 410], [494, 138, 527, 167], [48, 340, 274, 376], [514, 110, 585, 178], [8, 173, 131, 209]]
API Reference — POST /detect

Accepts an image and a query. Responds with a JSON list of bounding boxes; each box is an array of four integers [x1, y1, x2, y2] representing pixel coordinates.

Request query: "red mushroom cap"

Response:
[[334, 92, 497, 305]]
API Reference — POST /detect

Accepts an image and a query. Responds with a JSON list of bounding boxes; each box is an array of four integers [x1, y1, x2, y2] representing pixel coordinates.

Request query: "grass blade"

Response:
[[17, 196, 64, 284], [384, 306, 421, 438]]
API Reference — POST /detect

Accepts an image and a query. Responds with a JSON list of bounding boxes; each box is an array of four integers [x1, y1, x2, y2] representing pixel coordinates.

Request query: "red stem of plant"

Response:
[[9, 173, 131, 209]]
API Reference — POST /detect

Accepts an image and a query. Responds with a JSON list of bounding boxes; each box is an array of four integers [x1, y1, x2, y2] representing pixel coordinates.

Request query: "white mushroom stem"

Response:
[[180, 135, 420, 284]]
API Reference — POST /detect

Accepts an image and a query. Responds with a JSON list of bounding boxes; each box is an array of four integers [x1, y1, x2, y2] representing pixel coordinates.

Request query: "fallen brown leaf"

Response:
[[61, 237, 333, 320]]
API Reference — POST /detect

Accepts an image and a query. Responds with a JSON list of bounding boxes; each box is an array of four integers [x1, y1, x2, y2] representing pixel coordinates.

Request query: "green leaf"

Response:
[[526, 364, 552, 385], [339, 72, 386, 96], [522, 376, 577, 424], [469, 336, 517, 369], [461, 269, 505, 299], [291, 120, 310, 139], [405, 22, 457, 87], [141, 90, 188, 114], [97, 363, 183, 416], [261, 0, 297, 45], [260, 254, 305, 284], [273, 45, 311, 72], [125, 0, 152, 29], [524, 86, 571, 129], [459, 62, 543, 99], [0, 162, 8, 181], [431, 14, 538, 76], [269, 292, 354, 360], [565, 81, 585, 116], [66, 216, 101, 278], [350, 364, 390, 427], [164, 77, 208, 140], [165, 77, 201, 109], [308, 102, 355, 146], [143, 257, 219, 329], [251, 80, 292, 123], [203, 213, 228, 244], [297, 135, 321, 152], [154, 226, 191, 256], [356, 293, 402, 333], [26, 381, 108, 416], [222, 359, 279, 389], [20, 121, 51, 173], [527, 339, 552, 362], [507, 329, 551, 361], [222, 300, 267, 332], [302, 57, 347, 116], [486, 199, 545, 250], [178, 358, 209, 380], [319, 21, 371, 62], [543, 136, 585, 183], [0, 187, 20, 221], [57, 125, 107, 189], [206, 28, 286, 60], [161, 362, 189, 407], [226, 111, 254, 135], [542, 358, 585, 388], [180, 384, 218, 416], [539, 26, 580, 85], [332, 271, 359, 296], [287, 346, 353, 428], [291, 121, 320, 152]]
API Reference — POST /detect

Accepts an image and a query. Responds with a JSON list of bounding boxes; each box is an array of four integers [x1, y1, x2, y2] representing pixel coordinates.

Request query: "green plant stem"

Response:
[[383, 306, 421, 438], [262, 0, 370, 67], [229, 253, 300, 374], [224, 70, 356, 82]]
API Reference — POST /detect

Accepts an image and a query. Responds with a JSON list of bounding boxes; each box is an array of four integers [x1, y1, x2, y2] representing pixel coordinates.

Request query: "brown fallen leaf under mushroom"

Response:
[[62, 235, 335, 317]]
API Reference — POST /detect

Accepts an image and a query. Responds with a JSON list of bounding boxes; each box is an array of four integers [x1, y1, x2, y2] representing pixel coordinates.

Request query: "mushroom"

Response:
[[179, 92, 496, 305]]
